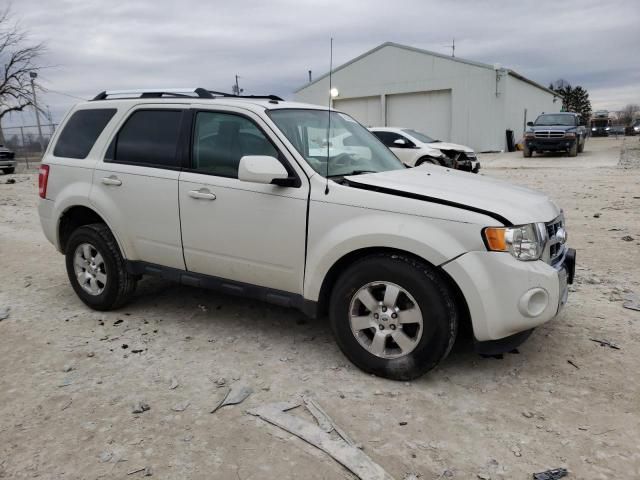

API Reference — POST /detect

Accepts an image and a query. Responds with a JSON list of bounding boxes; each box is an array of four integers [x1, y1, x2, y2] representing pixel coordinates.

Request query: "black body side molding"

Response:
[[345, 179, 513, 227], [126, 261, 318, 318]]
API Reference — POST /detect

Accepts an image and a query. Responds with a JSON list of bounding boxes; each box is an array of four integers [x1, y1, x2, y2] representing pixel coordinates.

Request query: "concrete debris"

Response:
[[211, 384, 252, 413], [171, 401, 190, 412], [144, 467, 152, 476], [248, 400, 394, 480], [589, 338, 620, 349], [532, 467, 568, 480], [477, 473, 491, 480], [512, 445, 522, 457], [169, 377, 179, 389], [99, 451, 113, 463], [63, 365, 74, 373], [522, 411, 534, 418], [210, 387, 230, 413], [132, 401, 150, 414], [303, 396, 358, 447], [0, 306, 10, 321], [622, 292, 640, 311], [621, 235, 634, 241], [403, 474, 420, 480]]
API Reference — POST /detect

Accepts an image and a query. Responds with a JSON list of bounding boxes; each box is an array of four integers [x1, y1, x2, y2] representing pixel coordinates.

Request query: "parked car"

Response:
[[609, 125, 625, 136], [38, 88, 575, 380], [523, 112, 587, 157], [369, 127, 480, 173], [0, 144, 16, 174], [624, 120, 640, 136], [590, 116, 611, 137]]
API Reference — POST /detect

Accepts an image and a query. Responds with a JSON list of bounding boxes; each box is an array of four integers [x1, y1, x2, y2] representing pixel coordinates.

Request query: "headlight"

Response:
[[564, 132, 576, 138], [483, 223, 546, 261], [605, 127, 610, 131], [635, 127, 640, 132], [591, 127, 596, 131], [524, 132, 535, 139]]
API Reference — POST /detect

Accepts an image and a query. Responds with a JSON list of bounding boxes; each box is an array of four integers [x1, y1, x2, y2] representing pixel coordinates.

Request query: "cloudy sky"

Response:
[[5, 0, 640, 127]]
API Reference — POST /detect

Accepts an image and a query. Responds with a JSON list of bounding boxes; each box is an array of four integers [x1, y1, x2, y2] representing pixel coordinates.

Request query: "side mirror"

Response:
[[238, 155, 289, 185], [527, 121, 534, 127], [393, 138, 408, 147]]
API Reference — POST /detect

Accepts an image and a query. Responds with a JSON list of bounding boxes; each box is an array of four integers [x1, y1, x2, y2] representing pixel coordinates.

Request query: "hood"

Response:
[[528, 125, 575, 132], [427, 141, 474, 153], [345, 166, 559, 225]]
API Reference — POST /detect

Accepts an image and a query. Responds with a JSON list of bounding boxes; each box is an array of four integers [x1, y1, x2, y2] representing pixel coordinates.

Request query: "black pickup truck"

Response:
[[523, 112, 587, 158]]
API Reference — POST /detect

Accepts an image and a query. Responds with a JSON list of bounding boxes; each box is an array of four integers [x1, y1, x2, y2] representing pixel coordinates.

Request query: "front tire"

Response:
[[329, 254, 458, 380], [2, 167, 15, 174], [65, 223, 137, 311], [523, 145, 533, 158], [577, 139, 585, 153], [568, 142, 578, 157]]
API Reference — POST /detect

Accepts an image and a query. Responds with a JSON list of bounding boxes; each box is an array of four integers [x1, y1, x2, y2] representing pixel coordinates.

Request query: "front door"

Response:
[[178, 108, 308, 294]]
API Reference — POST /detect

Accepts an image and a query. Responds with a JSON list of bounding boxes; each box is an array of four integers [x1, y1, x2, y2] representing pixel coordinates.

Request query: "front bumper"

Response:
[[457, 159, 481, 173], [0, 159, 17, 168], [443, 248, 575, 342], [525, 139, 575, 151]]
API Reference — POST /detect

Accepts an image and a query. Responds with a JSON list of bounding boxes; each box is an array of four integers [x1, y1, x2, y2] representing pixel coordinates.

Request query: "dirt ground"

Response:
[[1, 137, 639, 480]]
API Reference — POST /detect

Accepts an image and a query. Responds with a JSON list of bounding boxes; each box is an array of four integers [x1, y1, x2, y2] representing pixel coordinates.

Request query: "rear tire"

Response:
[[568, 142, 578, 157], [329, 253, 458, 380], [65, 223, 137, 311]]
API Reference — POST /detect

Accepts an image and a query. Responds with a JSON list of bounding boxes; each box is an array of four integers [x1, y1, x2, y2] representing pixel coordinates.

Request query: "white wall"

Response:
[[503, 75, 561, 145], [295, 44, 557, 152]]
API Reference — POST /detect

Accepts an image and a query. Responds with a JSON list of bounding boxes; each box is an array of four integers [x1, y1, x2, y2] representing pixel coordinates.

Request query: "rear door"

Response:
[[178, 106, 308, 294], [90, 106, 186, 270]]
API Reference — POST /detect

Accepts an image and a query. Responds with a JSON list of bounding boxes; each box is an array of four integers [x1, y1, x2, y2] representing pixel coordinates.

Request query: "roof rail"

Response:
[[92, 88, 284, 102]]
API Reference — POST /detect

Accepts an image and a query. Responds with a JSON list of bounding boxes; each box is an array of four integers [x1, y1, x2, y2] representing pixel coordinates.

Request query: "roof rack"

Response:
[[92, 88, 283, 102]]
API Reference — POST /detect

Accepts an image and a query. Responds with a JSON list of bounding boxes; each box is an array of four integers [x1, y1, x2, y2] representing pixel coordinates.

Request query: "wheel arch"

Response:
[[314, 247, 471, 333], [57, 205, 126, 258]]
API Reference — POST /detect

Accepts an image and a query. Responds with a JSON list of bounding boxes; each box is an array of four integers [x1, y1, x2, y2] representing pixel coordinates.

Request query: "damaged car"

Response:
[[370, 127, 480, 173]]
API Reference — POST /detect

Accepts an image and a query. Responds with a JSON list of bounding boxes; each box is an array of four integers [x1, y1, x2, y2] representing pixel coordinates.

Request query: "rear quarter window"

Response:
[[53, 109, 117, 159]]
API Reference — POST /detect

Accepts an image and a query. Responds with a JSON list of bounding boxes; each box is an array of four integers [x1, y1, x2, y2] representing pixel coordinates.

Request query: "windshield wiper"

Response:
[[328, 170, 377, 178]]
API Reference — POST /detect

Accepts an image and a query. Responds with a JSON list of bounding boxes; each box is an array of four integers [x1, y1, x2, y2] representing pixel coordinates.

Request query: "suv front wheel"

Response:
[[329, 253, 458, 380], [65, 223, 137, 310]]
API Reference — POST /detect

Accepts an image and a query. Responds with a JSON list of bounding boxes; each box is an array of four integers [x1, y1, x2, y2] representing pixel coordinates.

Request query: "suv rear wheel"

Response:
[[65, 223, 137, 310], [329, 253, 458, 380]]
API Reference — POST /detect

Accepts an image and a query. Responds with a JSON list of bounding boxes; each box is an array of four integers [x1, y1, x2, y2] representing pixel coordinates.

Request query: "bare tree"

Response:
[[618, 104, 640, 126], [0, 7, 45, 123]]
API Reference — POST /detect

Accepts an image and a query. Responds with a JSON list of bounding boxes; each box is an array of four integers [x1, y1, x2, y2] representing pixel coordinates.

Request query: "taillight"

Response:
[[38, 165, 50, 199]]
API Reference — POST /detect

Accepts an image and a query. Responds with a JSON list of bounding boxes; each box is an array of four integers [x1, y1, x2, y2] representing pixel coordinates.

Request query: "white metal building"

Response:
[[294, 42, 561, 152]]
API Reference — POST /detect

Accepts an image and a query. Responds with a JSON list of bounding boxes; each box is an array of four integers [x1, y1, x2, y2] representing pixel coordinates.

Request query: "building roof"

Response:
[[295, 41, 557, 97]]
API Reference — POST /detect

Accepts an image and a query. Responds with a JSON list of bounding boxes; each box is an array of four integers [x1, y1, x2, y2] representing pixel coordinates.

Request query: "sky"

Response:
[[4, 0, 640, 129]]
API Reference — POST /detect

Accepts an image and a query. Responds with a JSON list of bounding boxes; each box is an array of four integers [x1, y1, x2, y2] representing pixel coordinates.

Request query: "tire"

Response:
[[568, 142, 578, 157], [523, 146, 533, 158], [329, 253, 458, 380], [3, 167, 15, 174], [65, 223, 137, 310], [577, 139, 584, 153]]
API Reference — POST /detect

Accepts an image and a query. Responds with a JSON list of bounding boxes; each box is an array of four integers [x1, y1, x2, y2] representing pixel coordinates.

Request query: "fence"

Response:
[[1, 123, 57, 163]]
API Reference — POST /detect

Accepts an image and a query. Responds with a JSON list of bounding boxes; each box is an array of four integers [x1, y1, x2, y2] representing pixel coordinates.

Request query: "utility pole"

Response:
[[233, 75, 243, 96], [29, 72, 44, 152], [451, 38, 455, 57]]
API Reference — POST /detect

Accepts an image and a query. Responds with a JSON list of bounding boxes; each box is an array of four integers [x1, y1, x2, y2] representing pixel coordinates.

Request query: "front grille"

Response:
[[545, 216, 565, 265], [0, 151, 14, 159], [534, 130, 565, 139]]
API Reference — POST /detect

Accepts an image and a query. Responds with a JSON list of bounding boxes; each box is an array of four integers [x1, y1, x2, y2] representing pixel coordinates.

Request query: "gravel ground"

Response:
[[0, 137, 639, 480]]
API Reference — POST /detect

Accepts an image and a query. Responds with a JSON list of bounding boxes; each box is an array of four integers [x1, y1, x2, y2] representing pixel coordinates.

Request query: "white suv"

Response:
[[38, 88, 575, 380]]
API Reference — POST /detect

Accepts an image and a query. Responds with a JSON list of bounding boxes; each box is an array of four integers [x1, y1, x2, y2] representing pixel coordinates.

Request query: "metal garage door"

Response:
[[386, 90, 452, 142], [333, 96, 382, 128]]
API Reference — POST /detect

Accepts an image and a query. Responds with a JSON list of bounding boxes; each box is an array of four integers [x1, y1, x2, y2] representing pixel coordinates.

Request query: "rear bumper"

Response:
[[443, 248, 575, 342], [38, 198, 59, 250]]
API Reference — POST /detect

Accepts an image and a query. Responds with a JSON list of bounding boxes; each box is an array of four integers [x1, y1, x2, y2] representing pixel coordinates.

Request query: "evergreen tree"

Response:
[[549, 81, 592, 121]]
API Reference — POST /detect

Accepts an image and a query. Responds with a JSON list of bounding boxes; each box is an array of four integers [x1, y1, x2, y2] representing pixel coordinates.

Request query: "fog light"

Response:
[[518, 288, 549, 317]]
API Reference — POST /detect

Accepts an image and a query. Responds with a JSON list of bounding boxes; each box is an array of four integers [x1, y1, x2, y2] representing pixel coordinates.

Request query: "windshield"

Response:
[[534, 114, 576, 126], [269, 109, 404, 177], [403, 129, 437, 143]]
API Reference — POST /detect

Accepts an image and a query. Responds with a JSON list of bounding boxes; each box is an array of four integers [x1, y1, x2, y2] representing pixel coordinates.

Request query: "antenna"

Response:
[[325, 37, 333, 195], [443, 38, 455, 57]]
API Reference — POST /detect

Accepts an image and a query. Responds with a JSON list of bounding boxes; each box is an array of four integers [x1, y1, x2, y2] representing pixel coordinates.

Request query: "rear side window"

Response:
[[53, 109, 116, 159], [107, 110, 183, 168]]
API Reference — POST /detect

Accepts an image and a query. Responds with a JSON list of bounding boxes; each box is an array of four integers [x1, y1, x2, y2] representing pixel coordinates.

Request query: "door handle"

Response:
[[188, 188, 216, 200], [101, 175, 122, 186]]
